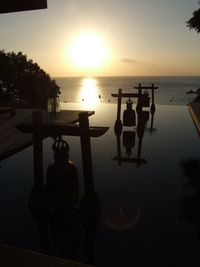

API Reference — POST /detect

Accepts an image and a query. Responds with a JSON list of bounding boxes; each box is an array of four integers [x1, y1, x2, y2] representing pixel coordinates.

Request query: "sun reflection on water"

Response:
[[79, 78, 100, 108]]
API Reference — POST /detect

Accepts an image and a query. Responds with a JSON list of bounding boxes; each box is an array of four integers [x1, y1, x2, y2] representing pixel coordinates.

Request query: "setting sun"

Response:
[[69, 33, 108, 68]]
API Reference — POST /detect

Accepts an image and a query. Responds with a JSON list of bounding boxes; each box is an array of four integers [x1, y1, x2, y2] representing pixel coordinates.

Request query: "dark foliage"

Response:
[[0, 50, 60, 108], [186, 3, 200, 33]]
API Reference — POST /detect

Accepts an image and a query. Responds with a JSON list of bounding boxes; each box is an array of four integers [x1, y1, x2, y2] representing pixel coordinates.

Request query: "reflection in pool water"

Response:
[[79, 78, 101, 108], [103, 204, 141, 231], [0, 103, 200, 266]]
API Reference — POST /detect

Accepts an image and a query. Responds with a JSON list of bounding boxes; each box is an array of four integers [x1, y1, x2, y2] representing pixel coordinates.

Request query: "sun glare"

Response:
[[79, 78, 100, 107], [69, 33, 107, 68]]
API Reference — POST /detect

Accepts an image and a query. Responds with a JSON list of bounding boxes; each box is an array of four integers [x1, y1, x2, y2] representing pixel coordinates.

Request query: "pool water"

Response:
[[0, 103, 200, 266]]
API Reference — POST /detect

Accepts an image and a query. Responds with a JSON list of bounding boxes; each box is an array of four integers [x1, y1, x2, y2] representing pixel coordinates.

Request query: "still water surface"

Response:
[[56, 76, 200, 105], [0, 103, 200, 266]]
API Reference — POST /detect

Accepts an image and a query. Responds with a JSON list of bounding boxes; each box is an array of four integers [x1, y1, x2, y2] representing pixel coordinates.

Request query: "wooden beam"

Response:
[[111, 93, 139, 98], [16, 123, 109, 137], [44, 110, 95, 125], [134, 86, 158, 90], [113, 157, 147, 164]]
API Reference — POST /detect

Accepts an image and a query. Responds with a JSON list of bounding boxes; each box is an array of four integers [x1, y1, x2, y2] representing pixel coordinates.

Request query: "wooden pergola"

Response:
[[111, 84, 158, 131], [17, 110, 109, 196], [111, 83, 158, 167]]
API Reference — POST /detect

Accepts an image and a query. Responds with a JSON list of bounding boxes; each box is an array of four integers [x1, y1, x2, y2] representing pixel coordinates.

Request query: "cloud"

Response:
[[120, 58, 136, 63]]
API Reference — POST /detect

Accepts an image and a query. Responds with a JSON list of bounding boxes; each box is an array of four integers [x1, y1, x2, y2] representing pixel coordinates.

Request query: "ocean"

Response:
[[55, 76, 200, 105]]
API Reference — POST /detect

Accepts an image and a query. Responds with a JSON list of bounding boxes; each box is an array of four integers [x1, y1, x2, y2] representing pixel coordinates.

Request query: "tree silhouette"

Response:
[[0, 50, 60, 107], [186, 3, 200, 33]]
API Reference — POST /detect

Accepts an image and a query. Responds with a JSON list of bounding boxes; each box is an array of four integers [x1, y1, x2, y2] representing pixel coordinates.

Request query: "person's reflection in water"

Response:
[[46, 137, 80, 260]]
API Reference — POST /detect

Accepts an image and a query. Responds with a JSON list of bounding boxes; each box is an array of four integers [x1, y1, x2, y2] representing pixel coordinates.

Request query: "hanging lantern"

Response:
[[47, 94, 60, 115], [123, 98, 136, 126]]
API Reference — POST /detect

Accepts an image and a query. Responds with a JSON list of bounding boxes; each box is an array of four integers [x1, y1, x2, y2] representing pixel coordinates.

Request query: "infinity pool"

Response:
[[0, 103, 200, 266]]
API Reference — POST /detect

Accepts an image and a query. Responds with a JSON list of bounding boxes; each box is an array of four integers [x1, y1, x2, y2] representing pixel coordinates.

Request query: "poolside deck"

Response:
[[0, 244, 94, 267], [0, 108, 95, 161], [0, 108, 33, 161], [188, 102, 200, 136]]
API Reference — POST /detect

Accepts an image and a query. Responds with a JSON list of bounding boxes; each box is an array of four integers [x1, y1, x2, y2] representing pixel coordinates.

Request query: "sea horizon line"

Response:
[[54, 75, 200, 79]]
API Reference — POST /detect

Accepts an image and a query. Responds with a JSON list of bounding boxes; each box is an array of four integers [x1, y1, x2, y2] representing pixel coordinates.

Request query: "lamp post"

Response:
[[47, 93, 60, 115]]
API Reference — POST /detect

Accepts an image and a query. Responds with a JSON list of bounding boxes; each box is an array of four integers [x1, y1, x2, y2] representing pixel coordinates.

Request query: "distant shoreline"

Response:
[[54, 75, 200, 79]]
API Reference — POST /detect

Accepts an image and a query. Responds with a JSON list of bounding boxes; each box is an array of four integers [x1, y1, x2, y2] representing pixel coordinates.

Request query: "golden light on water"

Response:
[[79, 78, 100, 108], [69, 33, 108, 68]]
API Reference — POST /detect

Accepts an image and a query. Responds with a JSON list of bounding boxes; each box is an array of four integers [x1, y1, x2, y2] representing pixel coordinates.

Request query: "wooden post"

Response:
[[33, 111, 44, 188], [151, 83, 156, 113], [114, 88, 123, 133], [136, 83, 142, 112], [151, 84, 155, 106], [79, 112, 94, 196], [116, 88, 122, 121], [138, 83, 142, 96], [136, 111, 145, 167], [116, 134, 122, 166], [137, 137, 143, 167]]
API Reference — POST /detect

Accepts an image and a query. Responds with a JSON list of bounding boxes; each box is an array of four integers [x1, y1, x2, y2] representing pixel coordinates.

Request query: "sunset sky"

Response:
[[0, 0, 200, 77]]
